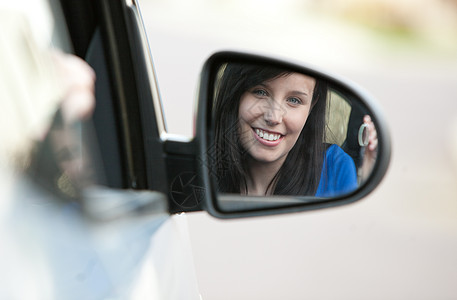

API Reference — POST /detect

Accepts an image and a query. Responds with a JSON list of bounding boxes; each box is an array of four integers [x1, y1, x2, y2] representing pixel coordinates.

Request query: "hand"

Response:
[[363, 115, 378, 155], [361, 115, 378, 180], [48, 51, 97, 189], [52, 50, 96, 124]]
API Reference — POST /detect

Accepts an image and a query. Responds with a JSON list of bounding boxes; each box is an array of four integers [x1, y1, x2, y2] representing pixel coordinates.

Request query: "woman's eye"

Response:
[[287, 97, 302, 105], [252, 89, 268, 97]]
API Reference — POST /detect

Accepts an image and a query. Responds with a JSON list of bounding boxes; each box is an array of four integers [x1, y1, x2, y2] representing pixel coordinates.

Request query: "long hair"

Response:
[[212, 63, 328, 195]]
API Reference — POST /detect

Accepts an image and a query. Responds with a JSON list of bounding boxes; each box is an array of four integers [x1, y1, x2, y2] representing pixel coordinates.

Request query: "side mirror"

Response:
[[195, 51, 391, 218]]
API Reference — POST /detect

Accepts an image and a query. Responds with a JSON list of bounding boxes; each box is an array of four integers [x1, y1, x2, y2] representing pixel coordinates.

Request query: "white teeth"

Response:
[[255, 129, 281, 141]]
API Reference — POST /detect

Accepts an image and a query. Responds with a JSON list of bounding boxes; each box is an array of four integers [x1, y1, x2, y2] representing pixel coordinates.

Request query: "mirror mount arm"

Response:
[[164, 138, 206, 214]]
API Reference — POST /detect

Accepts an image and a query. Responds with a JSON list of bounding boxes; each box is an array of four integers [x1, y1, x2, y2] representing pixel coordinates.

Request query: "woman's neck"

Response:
[[244, 157, 285, 196]]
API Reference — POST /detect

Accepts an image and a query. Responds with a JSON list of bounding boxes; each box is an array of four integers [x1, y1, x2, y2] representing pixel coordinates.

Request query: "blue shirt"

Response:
[[315, 144, 358, 197]]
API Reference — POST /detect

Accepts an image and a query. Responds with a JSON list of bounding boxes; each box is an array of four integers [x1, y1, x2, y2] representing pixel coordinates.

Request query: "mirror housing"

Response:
[[195, 51, 391, 218]]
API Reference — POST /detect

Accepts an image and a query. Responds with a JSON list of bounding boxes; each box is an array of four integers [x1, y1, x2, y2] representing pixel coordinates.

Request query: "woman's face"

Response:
[[238, 72, 315, 166]]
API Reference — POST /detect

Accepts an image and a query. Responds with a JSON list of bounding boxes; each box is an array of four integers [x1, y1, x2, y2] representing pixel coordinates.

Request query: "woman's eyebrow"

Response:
[[290, 90, 309, 96]]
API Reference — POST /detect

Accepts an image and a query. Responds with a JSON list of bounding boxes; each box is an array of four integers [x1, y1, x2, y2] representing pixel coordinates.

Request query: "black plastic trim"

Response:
[[98, 0, 150, 190]]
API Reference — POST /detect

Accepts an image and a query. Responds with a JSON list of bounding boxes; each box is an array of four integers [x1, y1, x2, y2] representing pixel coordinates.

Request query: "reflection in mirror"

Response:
[[209, 63, 378, 211]]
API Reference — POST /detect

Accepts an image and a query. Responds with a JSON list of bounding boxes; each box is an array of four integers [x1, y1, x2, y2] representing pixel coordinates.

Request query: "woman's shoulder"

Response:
[[325, 144, 353, 163], [323, 143, 357, 181], [317, 143, 358, 197]]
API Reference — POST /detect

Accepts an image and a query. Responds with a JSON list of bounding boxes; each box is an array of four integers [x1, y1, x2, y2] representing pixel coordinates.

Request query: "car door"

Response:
[[57, 0, 203, 298], [1, 0, 201, 299]]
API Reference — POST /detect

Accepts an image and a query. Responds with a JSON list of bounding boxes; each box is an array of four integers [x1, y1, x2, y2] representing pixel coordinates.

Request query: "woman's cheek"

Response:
[[287, 110, 309, 133], [240, 97, 262, 122]]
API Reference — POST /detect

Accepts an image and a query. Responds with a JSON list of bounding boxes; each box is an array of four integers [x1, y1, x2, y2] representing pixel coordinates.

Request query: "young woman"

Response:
[[212, 63, 361, 197]]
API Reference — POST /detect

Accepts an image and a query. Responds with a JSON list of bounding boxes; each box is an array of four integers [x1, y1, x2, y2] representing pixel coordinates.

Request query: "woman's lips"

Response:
[[252, 127, 284, 146]]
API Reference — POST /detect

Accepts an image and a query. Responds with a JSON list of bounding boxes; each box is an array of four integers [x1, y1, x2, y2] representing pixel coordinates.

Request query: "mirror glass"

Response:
[[207, 62, 379, 212]]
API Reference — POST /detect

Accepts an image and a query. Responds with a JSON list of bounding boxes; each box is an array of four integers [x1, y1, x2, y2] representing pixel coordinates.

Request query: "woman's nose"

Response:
[[264, 99, 283, 125]]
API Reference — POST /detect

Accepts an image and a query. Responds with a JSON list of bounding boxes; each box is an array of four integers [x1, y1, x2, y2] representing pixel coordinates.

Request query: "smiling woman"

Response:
[[212, 63, 363, 198]]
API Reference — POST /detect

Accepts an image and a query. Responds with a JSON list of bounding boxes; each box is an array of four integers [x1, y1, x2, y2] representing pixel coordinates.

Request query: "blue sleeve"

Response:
[[315, 144, 358, 197]]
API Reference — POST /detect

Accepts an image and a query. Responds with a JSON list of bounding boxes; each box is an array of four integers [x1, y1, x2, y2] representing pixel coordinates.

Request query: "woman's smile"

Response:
[[254, 128, 283, 141]]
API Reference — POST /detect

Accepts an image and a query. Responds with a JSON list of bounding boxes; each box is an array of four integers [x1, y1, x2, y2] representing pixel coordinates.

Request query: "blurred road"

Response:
[[141, 0, 457, 299]]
